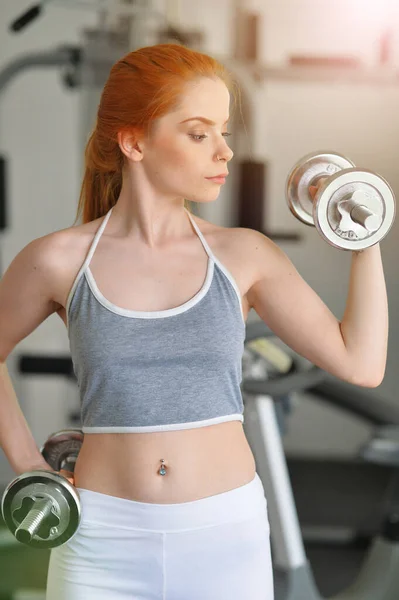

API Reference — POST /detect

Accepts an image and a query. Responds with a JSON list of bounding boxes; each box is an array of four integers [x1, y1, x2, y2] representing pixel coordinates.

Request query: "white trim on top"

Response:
[[84, 258, 214, 319], [65, 208, 113, 326], [82, 413, 244, 433], [185, 209, 245, 325]]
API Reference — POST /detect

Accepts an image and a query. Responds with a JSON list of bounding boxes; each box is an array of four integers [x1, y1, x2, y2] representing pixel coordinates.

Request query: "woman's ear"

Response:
[[117, 129, 144, 162]]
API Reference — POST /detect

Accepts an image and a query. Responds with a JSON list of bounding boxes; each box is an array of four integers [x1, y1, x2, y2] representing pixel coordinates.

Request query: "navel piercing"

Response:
[[159, 459, 167, 476]]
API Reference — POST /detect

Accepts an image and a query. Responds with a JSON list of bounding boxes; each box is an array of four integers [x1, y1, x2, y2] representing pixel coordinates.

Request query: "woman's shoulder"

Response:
[[28, 219, 97, 276], [190, 211, 251, 248], [190, 212, 269, 272], [44, 214, 105, 254], [27, 216, 105, 309]]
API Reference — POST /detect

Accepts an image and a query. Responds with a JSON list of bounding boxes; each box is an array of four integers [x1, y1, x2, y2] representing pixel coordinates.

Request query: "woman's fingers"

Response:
[[58, 469, 75, 485]]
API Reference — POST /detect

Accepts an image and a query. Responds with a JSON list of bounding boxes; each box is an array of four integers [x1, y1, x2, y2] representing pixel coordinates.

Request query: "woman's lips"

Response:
[[206, 176, 227, 184]]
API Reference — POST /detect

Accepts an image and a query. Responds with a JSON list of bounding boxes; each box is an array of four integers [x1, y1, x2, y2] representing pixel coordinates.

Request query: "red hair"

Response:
[[76, 43, 238, 224]]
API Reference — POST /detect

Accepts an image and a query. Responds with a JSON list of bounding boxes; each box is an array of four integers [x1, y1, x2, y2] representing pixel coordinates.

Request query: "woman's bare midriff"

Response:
[[73, 420, 256, 503]]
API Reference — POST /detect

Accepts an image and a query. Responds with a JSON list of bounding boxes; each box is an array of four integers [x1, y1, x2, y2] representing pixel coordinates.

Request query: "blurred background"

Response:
[[1, 0, 399, 598]]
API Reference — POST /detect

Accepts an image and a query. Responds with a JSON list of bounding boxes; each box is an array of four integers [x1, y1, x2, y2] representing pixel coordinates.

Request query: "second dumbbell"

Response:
[[1, 429, 83, 549]]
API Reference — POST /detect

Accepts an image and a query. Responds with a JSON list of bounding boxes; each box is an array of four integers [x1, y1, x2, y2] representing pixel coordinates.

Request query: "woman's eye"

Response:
[[189, 133, 232, 142]]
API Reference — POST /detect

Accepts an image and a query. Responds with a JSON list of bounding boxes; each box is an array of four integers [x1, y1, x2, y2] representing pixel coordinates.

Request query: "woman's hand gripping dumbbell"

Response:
[[286, 151, 396, 250], [1, 429, 83, 549]]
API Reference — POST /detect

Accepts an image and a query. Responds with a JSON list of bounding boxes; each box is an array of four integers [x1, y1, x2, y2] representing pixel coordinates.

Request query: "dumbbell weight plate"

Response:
[[1, 470, 81, 549], [314, 168, 396, 250], [40, 429, 84, 472], [286, 151, 356, 225]]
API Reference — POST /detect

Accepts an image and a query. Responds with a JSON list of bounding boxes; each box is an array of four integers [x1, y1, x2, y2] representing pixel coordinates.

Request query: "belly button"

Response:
[[158, 459, 167, 476]]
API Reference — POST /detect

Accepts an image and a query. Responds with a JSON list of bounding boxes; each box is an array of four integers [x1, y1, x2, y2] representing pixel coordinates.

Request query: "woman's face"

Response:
[[139, 77, 234, 204]]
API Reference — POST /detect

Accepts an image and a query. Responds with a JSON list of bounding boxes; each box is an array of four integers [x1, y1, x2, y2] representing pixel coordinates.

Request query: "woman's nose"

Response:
[[216, 144, 234, 162]]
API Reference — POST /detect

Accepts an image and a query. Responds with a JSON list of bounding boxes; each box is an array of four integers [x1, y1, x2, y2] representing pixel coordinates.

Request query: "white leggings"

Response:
[[46, 472, 273, 599]]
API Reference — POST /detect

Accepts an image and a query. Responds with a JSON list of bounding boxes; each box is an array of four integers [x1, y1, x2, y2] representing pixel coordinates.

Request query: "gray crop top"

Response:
[[66, 207, 246, 433]]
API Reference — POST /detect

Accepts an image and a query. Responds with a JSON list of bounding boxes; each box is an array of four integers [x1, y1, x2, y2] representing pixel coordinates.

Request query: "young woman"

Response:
[[0, 43, 388, 599]]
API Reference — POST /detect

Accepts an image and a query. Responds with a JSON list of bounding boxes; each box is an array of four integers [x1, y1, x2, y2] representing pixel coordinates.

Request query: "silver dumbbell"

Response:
[[1, 429, 83, 549], [286, 151, 396, 250]]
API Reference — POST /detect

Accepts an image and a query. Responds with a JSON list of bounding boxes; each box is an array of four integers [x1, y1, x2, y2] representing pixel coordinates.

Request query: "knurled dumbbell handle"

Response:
[[14, 497, 53, 544]]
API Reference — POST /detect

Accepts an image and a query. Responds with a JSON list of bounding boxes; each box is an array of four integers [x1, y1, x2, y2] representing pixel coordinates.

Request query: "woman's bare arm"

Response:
[[246, 230, 388, 387], [0, 234, 63, 474]]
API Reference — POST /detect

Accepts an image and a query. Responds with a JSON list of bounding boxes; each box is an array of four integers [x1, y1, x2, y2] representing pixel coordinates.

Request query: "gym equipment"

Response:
[[1, 429, 83, 549], [286, 151, 396, 250], [291, 370, 399, 547], [242, 320, 399, 600], [244, 325, 399, 555]]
